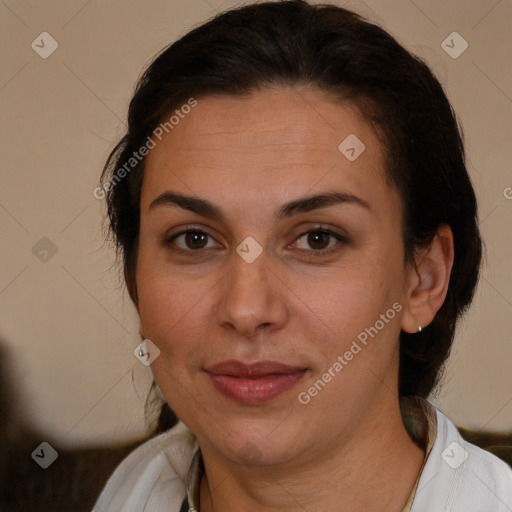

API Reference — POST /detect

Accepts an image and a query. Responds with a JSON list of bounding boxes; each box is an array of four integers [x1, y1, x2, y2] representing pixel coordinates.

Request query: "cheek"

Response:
[[295, 275, 404, 412], [135, 252, 207, 358], [293, 255, 405, 372], [136, 269, 209, 409], [296, 257, 400, 324]]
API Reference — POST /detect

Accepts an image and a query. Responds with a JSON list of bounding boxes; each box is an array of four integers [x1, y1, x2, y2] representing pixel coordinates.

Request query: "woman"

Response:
[[93, 1, 512, 510]]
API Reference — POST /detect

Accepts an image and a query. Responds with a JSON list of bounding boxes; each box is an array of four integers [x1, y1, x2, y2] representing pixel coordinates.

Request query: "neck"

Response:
[[198, 398, 425, 512]]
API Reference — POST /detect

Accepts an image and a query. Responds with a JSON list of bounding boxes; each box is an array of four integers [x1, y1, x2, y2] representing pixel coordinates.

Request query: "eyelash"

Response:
[[165, 227, 347, 257], [294, 229, 348, 256]]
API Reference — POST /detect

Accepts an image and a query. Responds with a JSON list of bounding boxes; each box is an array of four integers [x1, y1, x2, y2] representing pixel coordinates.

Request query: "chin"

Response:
[[207, 419, 306, 467]]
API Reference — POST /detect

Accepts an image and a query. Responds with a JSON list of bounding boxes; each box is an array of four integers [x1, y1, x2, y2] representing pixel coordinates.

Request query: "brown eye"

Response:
[[184, 232, 209, 249], [294, 229, 347, 255], [307, 231, 331, 250], [169, 230, 218, 251]]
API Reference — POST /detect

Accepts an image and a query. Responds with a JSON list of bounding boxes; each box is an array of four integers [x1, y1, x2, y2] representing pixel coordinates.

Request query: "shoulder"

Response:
[[92, 421, 197, 512], [412, 402, 512, 511]]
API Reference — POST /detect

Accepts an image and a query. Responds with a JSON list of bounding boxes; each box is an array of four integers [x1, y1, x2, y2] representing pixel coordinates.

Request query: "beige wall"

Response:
[[0, 0, 511, 447]]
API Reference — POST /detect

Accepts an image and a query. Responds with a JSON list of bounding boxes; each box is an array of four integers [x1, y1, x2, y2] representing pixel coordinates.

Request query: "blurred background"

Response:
[[0, 0, 511, 456]]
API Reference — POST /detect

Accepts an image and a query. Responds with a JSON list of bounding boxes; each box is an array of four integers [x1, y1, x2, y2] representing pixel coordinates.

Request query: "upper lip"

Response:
[[205, 360, 306, 377]]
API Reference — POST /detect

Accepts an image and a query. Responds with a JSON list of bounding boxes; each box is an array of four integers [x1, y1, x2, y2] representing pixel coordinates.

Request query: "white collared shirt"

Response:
[[93, 399, 512, 512]]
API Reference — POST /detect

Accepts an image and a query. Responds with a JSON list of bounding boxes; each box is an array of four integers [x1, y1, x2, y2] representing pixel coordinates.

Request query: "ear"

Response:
[[401, 224, 454, 333]]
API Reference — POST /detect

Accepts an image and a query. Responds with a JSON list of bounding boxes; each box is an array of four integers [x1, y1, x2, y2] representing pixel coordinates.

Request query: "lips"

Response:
[[205, 360, 307, 405]]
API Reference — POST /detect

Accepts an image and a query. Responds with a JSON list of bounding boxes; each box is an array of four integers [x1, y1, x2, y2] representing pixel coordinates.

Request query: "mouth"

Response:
[[205, 360, 308, 405]]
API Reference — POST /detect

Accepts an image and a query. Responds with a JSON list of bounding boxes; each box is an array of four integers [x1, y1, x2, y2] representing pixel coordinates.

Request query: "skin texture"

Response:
[[134, 87, 454, 512]]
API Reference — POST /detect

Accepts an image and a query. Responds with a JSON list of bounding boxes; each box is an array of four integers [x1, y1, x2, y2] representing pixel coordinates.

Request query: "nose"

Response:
[[215, 250, 289, 339]]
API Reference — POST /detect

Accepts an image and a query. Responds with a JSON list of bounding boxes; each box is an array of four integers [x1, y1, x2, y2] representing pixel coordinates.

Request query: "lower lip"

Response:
[[207, 371, 307, 405]]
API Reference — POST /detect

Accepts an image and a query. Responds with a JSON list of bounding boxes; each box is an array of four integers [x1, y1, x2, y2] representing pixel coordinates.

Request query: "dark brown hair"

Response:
[[100, 0, 482, 424]]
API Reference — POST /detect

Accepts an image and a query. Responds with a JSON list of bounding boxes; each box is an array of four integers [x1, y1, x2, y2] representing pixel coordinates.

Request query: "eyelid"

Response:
[[290, 226, 349, 255], [292, 224, 349, 242], [163, 225, 223, 250]]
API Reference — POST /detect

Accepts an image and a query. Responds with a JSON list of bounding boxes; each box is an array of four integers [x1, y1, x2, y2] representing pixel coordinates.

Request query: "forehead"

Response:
[[141, 86, 392, 213]]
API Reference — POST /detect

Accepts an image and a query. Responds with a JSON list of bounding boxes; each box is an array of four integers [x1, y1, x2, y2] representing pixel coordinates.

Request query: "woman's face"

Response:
[[136, 87, 416, 465]]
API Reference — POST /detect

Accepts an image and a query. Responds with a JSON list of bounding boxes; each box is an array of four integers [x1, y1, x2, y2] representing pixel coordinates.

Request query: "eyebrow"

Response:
[[276, 192, 371, 218], [149, 192, 223, 219], [148, 191, 370, 219]]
